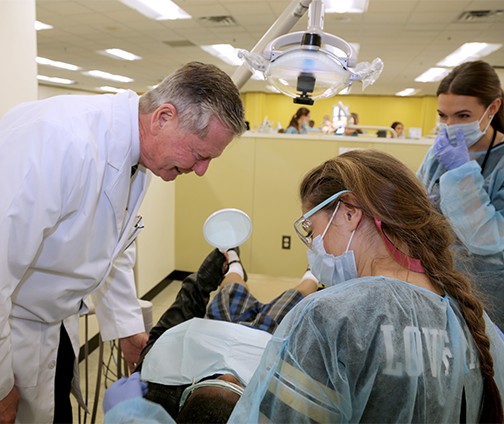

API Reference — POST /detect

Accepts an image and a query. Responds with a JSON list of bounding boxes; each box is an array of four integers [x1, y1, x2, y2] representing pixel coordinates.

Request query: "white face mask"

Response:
[[439, 104, 493, 148], [306, 202, 358, 287]]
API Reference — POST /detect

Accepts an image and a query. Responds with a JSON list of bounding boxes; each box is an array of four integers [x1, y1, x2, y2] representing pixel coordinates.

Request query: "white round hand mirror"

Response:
[[203, 208, 252, 252]]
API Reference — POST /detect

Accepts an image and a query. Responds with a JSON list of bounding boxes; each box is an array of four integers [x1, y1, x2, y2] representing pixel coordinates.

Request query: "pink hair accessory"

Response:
[[374, 218, 424, 273]]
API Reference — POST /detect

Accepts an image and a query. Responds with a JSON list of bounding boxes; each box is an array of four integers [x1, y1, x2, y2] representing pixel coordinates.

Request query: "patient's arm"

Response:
[[136, 248, 226, 370]]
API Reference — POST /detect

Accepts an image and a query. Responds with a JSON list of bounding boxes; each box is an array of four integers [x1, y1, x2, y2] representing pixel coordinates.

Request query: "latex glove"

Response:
[[433, 128, 469, 170], [103, 372, 148, 414]]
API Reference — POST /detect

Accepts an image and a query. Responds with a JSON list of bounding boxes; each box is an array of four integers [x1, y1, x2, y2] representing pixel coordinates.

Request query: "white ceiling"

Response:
[[35, 0, 504, 97]]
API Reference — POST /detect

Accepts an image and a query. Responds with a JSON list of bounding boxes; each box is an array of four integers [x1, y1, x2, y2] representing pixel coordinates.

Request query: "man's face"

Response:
[[140, 109, 234, 182]]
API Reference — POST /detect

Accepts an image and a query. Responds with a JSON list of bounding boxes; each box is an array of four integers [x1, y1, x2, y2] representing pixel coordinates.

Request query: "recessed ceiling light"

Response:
[[37, 75, 75, 84], [35, 21, 53, 30], [102, 48, 142, 61], [324, 0, 369, 14], [84, 70, 134, 83], [99, 86, 127, 93], [118, 0, 191, 20], [396, 88, 420, 96], [201, 44, 242, 66], [436, 43, 502, 67], [36, 57, 81, 71], [415, 68, 450, 83]]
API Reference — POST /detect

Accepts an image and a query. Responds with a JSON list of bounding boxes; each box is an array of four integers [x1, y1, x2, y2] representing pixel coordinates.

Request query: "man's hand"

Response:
[[0, 386, 20, 424], [120, 332, 148, 374]]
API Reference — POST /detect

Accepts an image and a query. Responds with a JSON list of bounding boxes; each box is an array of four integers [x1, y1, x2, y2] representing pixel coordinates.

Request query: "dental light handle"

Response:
[[307, 0, 324, 34]]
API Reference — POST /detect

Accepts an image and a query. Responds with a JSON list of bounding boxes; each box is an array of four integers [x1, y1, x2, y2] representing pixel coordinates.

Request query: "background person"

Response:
[[344, 112, 363, 136], [0, 61, 246, 423], [284, 107, 311, 134], [417, 60, 504, 331], [391, 121, 404, 137], [102, 247, 319, 422], [229, 150, 504, 423]]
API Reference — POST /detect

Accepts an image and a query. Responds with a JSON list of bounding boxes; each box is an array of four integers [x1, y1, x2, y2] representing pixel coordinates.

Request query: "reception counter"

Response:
[[174, 132, 434, 278]]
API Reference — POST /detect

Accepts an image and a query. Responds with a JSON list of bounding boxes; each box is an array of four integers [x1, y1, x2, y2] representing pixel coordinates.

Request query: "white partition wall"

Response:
[[0, 0, 37, 118]]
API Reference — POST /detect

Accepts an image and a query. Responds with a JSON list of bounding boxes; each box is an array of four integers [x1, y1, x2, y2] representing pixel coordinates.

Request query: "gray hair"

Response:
[[139, 62, 246, 138]]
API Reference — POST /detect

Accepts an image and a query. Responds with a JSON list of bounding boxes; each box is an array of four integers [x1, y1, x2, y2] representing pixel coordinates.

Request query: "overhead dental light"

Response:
[[237, 0, 383, 105]]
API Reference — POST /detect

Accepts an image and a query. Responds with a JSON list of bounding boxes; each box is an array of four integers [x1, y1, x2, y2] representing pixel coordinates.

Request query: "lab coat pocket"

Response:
[[11, 319, 42, 387], [122, 215, 144, 253]]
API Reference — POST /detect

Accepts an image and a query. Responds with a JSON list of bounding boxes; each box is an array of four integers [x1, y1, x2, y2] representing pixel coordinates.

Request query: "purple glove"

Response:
[[102, 372, 148, 414], [433, 128, 469, 170]]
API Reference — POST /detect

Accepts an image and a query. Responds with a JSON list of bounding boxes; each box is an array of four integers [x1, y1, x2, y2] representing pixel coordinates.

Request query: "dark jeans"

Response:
[[137, 249, 226, 418]]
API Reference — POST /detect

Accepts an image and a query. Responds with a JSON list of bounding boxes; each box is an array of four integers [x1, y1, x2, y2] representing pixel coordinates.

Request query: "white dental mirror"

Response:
[[203, 208, 253, 252]]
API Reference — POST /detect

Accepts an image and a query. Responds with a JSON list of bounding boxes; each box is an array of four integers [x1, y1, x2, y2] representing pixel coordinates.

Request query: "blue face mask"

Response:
[[306, 203, 358, 287], [439, 104, 492, 148]]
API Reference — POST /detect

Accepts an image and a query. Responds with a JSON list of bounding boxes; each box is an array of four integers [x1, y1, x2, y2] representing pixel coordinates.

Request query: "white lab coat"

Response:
[[0, 90, 151, 422]]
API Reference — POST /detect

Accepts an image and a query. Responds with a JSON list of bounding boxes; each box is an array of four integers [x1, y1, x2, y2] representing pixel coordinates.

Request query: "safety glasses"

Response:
[[294, 190, 350, 248]]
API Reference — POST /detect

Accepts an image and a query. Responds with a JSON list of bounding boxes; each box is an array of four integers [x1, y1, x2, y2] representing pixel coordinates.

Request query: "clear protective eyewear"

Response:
[[294, 190, 350, 248]]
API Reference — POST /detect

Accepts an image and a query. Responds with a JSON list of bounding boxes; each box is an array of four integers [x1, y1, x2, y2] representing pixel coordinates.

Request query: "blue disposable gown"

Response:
[[228, 277, 504, 423], [284, 125, 308, 134], [417, 143, 504, 330]]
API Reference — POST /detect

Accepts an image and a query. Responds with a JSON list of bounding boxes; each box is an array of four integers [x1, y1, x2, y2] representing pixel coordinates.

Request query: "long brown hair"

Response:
[[437, 60, 504, 133], [300, 149, 503, 422], [287, 107, 310, 131]]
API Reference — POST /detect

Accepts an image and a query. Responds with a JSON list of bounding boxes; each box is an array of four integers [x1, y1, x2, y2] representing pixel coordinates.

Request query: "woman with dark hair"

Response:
[[417, 60, 504, 331], [284, 107, 311, 134], [229, 149, 504, 423], [391, 121, 404, 137]]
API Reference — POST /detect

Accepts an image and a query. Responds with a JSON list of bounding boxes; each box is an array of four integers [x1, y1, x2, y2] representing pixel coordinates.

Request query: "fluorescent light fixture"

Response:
[[36, 57, 81, 71], [37, 75, 75, 84], [118, 0, 191, 20], [324, 0, 369, 13], [85, 70, 134, 83], [396, 88, 420, 96], [99, 86, 127, 93], [201, 44, 242, 66], [415, 68, 451, 83], [437, 43, 502, 67], [103, 48, 142, 61], [35, 21, 53, 30], [147, 84, 159, 89]]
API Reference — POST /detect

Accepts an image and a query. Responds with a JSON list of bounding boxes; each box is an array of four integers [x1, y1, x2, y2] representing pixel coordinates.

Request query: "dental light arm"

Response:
[[231, 0, 311, 89], [237, 0, 383, 104]]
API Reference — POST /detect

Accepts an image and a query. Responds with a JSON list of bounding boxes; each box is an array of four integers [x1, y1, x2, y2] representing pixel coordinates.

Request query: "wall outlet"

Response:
[[282, 235, 291, 249]]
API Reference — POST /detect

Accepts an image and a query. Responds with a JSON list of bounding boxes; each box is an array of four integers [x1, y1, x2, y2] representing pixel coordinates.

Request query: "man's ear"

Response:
[[151, 103, 177, 135]]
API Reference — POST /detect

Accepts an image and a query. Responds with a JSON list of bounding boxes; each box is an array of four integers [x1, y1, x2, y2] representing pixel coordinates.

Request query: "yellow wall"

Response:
[[242, 92, 438, 139]]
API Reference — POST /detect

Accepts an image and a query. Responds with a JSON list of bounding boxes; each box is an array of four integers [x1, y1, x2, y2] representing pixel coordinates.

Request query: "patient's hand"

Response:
[[120, 332, 149, 374]]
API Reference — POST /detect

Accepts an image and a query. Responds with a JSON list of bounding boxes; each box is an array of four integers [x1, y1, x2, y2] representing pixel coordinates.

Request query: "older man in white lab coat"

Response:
[[0, 61, 246, 423]]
